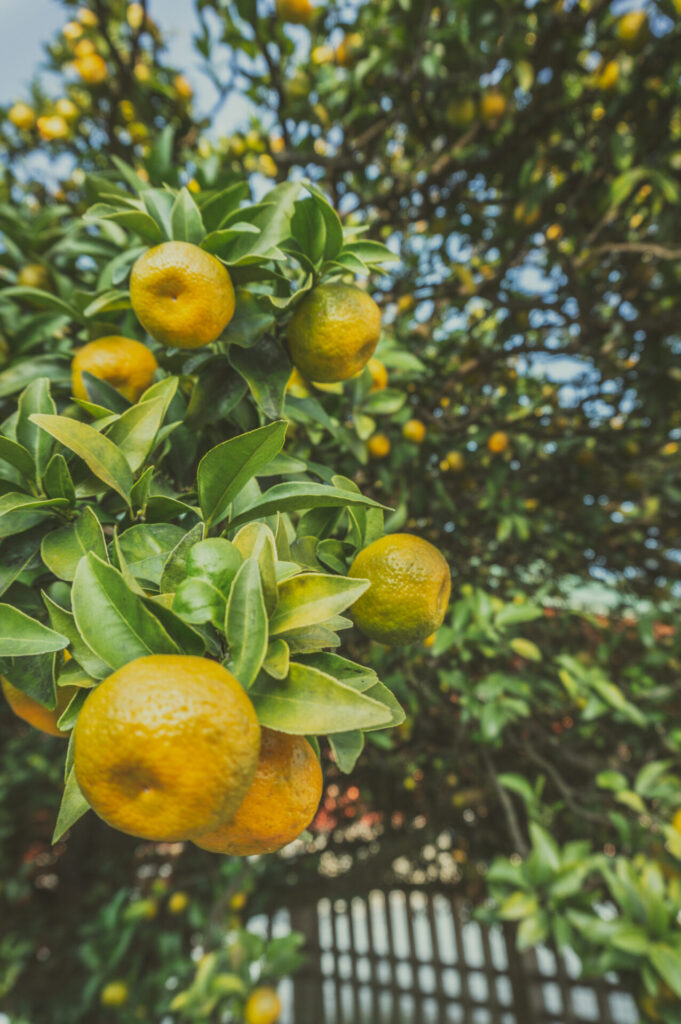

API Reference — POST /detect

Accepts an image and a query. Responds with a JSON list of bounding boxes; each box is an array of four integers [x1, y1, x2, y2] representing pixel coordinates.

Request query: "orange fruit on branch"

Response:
[[488, 430, 510, 454], [402, 419, 426, 444], [275, 0, 314, 25], [2, 676, 78, 738], [73, 655, 260, 841], [367, 433, 391, 459], [130, 241, 236, 349], [74, 53, 108, 84], [71, 336, 157, 403], [194, 729, 322, 855], [349, 534, 451, 646]]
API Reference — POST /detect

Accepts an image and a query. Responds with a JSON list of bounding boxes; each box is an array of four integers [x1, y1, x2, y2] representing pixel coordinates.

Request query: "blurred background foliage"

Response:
[[1, 0, 681, 1020]]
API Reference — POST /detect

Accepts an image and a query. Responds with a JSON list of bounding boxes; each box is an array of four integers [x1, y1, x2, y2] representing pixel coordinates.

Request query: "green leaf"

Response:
[[0, 356, 70, 398], [41, 506, 107, 582], [173, 577, 226, 627], [115, 524, 185, 586], [30, 414, 133, 505], [105, 396, 167, 473], [271, 573, 369, 635], [186, 538, 243, 593], [225, 558, 268, 689], [527, 823, 561, 881], [328, 731, 364, 773], [170, 187, 205, 244], [16, 377, 56, 481], [229, 336, 291, 419], [250, 662, 393, 734], [0, 435, 35, 480], [0, 493, 62, 539], [43, 454, 76, 504], [516, 912, 549, 951], [509, 637, 542, 662], [222, 290, 275, 349], [650, 945, 681, 998], [298, 652, 377, 691], [263, 639, 290, 679], [364, 681, 405, 729], [0, 528, 42, 598], [0, 605, 68, 657], [160, 522, 204, 594], [232, 523, 278, 614], [72, 553, 179, 670], [229, 482, 388, 531], [499, 891, 539, 921], [43, 592, 110, 680], [2, 286, 81, 318], [198, 420, 287, 527], [84, 203, 163, 242], [52, 768, 90, 843]]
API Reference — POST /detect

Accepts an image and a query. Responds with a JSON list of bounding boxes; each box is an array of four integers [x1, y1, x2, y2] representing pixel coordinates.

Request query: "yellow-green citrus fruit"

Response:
[[100, 981, 129, 1007], [130, 241, 235, 349], [168, 891, 189, 914], [349, 534, 451, 646], [286, 283, 381, 383], [244, 987, 282, 1024], [8, 102, 35, 130], [17, 264, 51, 290], [73, 655, 261, 842]]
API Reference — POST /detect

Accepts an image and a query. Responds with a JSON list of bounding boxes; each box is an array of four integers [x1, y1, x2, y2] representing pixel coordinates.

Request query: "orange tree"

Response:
[[2, 1, 681, 1020]]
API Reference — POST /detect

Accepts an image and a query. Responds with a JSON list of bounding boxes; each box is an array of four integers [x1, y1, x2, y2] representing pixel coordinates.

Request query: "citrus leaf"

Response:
[[197, 420, 287, 527], [105, 396, 167, 473], [270, 573, 369, 635], [228, 482, 388, 531], [52, 768, 90, 843], [0, 605, 68, 657], [328, 730, 365, 773], [72, 553, 179, 670], [250, 661, 393, 734], [225, 558, 268, 689], [41, 506, 107, 582], [43, 592, 110, 680], [30, 414, 133, 505]]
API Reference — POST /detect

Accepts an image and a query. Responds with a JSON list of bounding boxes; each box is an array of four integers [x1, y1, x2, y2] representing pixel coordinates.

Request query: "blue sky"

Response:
[[0, 0, 252, 129]]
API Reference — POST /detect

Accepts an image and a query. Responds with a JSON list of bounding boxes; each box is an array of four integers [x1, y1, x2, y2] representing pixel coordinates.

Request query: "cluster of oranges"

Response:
[[5, 237, 452, 857]]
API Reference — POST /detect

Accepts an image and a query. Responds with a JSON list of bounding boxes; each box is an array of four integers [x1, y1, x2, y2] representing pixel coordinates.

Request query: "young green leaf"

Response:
[[197, 420, 287, 527], [41, 506, 107, 582], [270, 573, 369, 635], [115, 524, 186, 586], [225, 558, 268, 689], [30, 414, 133, 505], [0, 604, 68, 657], [232, 522, 278, 614], [43, 592, 111, 680], [105, 396, 167, 473], [16, 377, 57, 481], [52, 769, 90, 843], [72, 553, 179, 670], [328, 731, 365, 773], [250, 662, 393, 734], [228, 482, 388, 531]]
